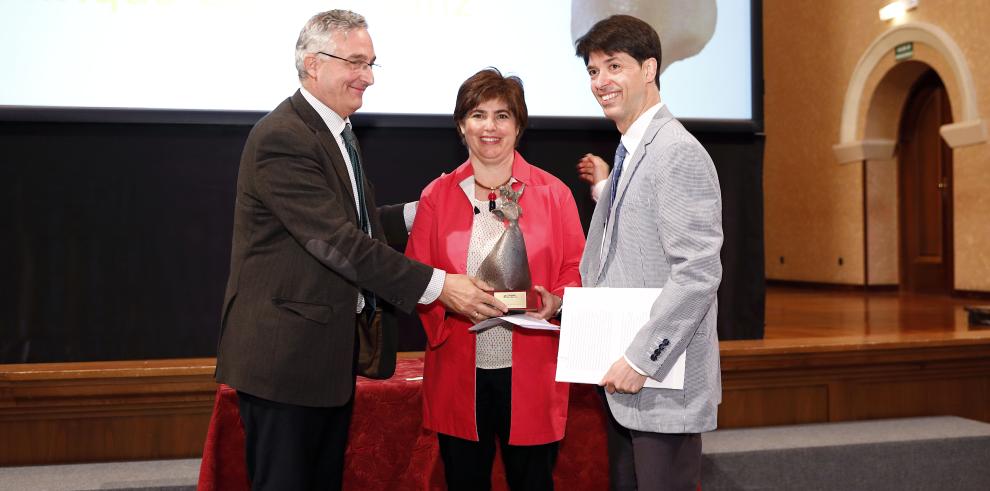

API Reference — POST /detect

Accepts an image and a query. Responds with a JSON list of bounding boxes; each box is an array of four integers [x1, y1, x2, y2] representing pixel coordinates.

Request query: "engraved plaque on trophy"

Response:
[[492, 290, 539, 311]]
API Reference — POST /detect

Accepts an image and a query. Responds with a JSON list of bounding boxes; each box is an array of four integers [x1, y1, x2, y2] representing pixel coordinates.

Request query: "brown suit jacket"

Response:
[[215, 90, 432, 407]]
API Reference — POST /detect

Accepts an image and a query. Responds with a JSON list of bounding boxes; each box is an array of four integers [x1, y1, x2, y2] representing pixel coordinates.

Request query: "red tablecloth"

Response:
[[197, 358, 608, 490]]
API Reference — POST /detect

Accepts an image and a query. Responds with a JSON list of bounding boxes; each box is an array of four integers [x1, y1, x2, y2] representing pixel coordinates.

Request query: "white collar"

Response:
[[299, 86, 348, 137], [620, 102, 665, 156]]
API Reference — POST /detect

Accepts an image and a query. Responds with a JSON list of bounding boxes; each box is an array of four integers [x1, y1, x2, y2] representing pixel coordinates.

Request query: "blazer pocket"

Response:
[[272, 298, 334, 325]]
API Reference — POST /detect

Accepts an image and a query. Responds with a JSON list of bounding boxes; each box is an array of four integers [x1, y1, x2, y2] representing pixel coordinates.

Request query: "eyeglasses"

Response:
[[317, 51, 381, 72]]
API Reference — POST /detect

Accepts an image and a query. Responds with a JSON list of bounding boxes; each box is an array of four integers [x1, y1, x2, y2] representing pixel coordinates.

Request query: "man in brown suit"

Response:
[[214, 10, 505, 490]]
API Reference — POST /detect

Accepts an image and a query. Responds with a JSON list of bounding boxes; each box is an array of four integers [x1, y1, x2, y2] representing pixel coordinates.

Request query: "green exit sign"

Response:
[[895, 42, 914, 61]]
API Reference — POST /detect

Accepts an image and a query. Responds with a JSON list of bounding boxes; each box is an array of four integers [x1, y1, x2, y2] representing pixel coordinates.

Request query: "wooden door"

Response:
[[898, 70, 953, 294]]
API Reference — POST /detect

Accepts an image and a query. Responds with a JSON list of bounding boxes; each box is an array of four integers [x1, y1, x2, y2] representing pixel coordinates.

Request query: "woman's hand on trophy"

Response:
[[527, 285, 562, 321]]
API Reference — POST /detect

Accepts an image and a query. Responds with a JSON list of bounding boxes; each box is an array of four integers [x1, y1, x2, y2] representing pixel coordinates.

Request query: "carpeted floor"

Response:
[[701, 416, 990, 490], [0, 458, 198, 491], [2, 416, 989, 490]]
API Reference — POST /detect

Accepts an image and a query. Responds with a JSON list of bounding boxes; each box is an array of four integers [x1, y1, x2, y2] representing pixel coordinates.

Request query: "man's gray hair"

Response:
[[294, 10, 367, 81]]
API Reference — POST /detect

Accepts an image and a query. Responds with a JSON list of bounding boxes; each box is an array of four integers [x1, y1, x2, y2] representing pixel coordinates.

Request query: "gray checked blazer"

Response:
[[579, 105, 723, 434]]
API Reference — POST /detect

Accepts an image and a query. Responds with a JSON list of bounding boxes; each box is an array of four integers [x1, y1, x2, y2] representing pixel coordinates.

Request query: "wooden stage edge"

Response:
[[3, 289, 990, 466]]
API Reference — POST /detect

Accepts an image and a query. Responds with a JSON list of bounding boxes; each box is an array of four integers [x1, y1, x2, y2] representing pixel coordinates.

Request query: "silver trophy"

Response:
[[476, 184, 536, 311]]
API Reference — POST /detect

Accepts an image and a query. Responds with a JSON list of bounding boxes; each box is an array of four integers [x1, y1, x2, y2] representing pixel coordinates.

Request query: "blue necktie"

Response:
[[608, 142, 627, 208], [341, 124, 377, 318], [605, 142, 627, 233]]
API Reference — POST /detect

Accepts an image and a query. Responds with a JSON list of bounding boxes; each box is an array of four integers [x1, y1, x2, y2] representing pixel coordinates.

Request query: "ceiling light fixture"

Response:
[[879, 0, 919, 22]]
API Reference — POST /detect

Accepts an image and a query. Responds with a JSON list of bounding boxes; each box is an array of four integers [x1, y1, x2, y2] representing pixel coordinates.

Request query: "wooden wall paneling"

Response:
[[0, 359, 217, 466], [2, 332, 989, 465], [719, 384, 830, 428], [841, 373, 990, 422], [718, 337, 990, 428]]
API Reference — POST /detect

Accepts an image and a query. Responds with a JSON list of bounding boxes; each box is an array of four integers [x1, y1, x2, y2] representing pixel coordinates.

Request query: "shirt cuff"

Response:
[[624, 355, 649, 377], [591, 180, 606, 202], [418, 268, 445, 304], [403, 201, 418, 233]]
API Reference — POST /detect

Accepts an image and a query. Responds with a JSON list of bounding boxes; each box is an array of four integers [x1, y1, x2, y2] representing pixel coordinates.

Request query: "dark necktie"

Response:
[[341, 124, 370, 234], [340, 123, 377, 317], [605, 142, 627, 230]]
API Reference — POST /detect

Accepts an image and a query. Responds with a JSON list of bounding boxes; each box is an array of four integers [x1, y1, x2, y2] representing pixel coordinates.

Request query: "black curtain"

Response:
[[0, 118, 763, 363]]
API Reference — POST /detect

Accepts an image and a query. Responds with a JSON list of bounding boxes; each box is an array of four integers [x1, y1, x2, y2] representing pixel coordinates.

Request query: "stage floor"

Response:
[[754, 285, 989, 342]]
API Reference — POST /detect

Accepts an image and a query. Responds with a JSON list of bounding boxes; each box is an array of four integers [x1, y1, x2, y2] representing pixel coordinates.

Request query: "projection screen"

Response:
[[0, 0, 757, 126]]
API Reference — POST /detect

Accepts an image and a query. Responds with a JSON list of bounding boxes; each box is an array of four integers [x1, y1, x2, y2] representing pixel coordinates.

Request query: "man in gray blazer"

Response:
[[574, 15, 724, 491], [215, 10, 504, 490]]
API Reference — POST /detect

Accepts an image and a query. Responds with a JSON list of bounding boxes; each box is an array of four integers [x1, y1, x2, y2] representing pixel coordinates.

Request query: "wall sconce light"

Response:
[[879, 0, 919, 21]]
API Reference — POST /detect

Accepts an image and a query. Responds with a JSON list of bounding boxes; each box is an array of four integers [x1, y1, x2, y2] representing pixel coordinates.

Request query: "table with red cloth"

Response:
[[197, 357, 609, 490]]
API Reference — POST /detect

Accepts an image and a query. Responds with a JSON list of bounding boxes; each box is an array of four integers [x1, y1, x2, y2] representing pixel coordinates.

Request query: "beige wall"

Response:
[[763, 0, 990, 291]]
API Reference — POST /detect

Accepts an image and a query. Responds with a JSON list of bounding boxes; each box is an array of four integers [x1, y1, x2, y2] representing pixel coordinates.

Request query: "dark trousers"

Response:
[[437, 367, 559, 491], [597, 388, 702, 491], [237, 390, 355, 491]]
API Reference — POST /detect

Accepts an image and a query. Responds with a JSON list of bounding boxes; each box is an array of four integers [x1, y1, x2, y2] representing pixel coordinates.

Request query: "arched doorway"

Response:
[[898, 69, 953, 294], [832, 21, 987, 291]]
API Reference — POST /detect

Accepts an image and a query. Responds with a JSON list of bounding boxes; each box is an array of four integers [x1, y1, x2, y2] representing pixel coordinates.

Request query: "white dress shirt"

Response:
[[300, 88, 444, 311]]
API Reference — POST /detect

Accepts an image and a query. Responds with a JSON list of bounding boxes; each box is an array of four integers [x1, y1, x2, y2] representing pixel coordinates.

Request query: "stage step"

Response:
[[0, 458, 198, 491], [702, 416, 990, 490]]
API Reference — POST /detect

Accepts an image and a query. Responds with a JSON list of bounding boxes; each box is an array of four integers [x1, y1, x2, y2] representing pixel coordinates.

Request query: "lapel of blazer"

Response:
[[594, 106, 675, 283], [580, 185, 608, 286], [289, 90, 359, 223], [445, 161, 478, 274]]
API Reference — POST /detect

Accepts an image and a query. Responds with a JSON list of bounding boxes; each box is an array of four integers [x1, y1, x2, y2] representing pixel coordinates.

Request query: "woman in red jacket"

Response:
[[406, 68, 586, 490]]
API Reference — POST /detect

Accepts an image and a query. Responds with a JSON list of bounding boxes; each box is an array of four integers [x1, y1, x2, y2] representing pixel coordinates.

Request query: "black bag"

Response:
[[355, 308, 398, 379]]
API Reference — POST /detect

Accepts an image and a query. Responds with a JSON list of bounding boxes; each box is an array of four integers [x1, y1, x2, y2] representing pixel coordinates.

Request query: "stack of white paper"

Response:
[[555, 287, 685, 390]]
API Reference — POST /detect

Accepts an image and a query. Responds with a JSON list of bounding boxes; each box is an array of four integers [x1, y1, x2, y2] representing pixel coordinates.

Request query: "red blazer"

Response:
[[406, 152, 586, 445]]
